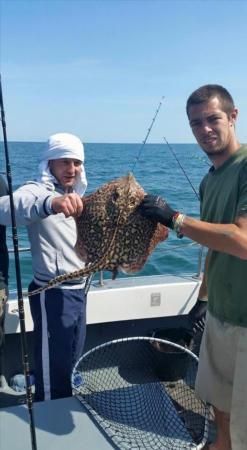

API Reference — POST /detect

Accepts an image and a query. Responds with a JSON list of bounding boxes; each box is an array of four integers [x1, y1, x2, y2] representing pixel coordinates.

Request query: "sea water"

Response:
[[0, 142, 209, 290]]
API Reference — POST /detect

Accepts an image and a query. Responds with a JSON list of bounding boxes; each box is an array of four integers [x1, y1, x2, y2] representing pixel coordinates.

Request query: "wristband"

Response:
[[43, 196, 55, 216], [172, 212, 185, 239]]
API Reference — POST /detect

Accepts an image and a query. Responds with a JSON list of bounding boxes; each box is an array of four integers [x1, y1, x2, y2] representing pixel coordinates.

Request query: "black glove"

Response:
[[187, 299, 207, 333], [140, 194, 176, 228]]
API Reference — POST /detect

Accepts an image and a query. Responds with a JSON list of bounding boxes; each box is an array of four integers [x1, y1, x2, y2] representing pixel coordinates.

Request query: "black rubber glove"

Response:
[[187, 299, 207, 333], [140, 194, 176, 228]]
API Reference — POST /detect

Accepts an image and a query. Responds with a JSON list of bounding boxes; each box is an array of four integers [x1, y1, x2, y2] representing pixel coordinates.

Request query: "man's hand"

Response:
[[51, 193, 83, 217], [187, 298, 207, 333], [140, 194, 176, 228]]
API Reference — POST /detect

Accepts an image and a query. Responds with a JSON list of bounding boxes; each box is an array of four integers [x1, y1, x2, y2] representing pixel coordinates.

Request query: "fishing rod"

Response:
[[131, 96, 165, 173], [0, 75, 37, 450], [87, 96, 164, 289]]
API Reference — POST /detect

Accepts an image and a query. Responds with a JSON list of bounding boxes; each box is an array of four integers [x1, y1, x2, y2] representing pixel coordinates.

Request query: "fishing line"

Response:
[[0, 75, 37, 450], [163, 136, 205, 278], [131, 96, 165, 173], [163, 136, 199, 201]]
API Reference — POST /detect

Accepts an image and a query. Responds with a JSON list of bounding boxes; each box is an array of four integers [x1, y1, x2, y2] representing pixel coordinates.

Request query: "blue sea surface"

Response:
[[0, 142, 209, 290]]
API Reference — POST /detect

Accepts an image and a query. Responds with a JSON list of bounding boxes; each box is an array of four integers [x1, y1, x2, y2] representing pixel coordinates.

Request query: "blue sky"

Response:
[[1, 0, 247, 143]]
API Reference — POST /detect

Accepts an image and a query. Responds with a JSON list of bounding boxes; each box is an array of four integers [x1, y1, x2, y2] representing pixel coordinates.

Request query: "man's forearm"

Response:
[[181, 216, 247, 259], [0, 188, 52, 226]]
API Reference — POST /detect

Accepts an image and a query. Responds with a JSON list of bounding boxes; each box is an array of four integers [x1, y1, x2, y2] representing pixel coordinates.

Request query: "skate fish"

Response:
[[28, 173, 168, 296]]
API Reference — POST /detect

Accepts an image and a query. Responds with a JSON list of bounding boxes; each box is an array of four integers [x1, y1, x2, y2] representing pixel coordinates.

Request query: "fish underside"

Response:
[[28, 173, 168, 296]]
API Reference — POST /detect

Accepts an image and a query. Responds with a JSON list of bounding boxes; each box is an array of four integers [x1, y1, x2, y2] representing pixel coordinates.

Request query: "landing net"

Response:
[[72, 337, 210, 449]]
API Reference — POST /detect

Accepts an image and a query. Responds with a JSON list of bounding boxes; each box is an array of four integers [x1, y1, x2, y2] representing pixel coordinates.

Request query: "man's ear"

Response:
[[230, 108, 238, 126]]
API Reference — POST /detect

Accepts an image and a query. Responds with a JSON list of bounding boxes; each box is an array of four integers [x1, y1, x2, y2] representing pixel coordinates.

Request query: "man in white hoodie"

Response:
[[0, 132, 88, 401]]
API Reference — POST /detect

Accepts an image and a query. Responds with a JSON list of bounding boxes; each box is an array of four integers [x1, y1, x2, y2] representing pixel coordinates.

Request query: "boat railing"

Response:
[[8, 241, 204, 286], [8, 247, 31, 253]]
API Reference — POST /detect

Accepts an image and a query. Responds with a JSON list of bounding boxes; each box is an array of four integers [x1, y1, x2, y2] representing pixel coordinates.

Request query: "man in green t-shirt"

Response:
[[0, 174, 9, 385], [141, 85, 247, 450]]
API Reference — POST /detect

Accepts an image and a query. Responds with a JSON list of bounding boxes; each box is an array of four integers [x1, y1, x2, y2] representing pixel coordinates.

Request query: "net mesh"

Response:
[[72, 337, 210, 449]]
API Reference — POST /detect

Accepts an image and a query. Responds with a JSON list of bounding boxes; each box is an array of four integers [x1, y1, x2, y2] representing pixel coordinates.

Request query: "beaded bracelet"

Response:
[[172, 212, 185, 239]]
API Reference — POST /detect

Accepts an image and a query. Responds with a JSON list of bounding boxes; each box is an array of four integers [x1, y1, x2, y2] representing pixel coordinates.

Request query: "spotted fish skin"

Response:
[[75, 173, 168, 276], [28, 173, 168, 296]]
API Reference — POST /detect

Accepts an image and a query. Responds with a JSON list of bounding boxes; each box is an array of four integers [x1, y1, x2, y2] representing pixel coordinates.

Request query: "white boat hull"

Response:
[[5, 274, 201, 334]]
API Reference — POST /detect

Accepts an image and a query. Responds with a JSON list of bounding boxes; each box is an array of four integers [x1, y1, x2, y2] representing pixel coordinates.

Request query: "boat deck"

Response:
[[0, 396, 117, 450]]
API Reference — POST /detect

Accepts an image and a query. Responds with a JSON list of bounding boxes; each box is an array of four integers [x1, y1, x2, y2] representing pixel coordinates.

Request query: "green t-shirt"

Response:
[[200, 145, 247, 327]]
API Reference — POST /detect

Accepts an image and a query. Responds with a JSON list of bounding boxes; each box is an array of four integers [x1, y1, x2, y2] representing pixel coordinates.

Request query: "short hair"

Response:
[[186, 84, 235, 117]]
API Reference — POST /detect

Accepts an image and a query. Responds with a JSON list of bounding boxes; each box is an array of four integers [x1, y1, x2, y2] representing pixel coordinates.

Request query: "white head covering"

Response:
[[37, 132, 87, 195]]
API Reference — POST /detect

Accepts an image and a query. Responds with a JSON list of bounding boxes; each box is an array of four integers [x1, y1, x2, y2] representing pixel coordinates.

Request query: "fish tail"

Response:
[[27, 267, 91, 297]]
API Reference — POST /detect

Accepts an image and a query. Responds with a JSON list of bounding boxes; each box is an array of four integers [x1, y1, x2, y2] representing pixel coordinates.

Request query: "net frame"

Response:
[[72, 336, 211, 450]]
